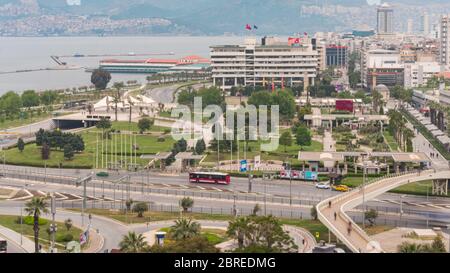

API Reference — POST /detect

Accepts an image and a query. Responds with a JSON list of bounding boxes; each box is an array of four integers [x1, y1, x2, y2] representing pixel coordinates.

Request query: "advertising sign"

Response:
[[335, 99, 354, 112], [240, 160, 247, 172], [304, 171, 318, 181], [279, 170, 318, 181]]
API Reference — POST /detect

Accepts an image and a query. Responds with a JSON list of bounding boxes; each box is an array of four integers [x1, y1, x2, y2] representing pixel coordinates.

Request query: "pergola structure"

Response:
[[297, 151, 431, 175], [175, 152, 204, 171], [303, 113, 389, 131], [141, 152, 172, 170]]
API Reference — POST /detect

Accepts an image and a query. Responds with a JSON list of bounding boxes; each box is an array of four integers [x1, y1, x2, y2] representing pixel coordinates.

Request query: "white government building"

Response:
[[210, 37, 320, 92]]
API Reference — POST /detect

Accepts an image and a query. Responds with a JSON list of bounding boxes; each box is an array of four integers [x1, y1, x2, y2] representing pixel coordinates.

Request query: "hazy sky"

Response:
[[366, 0, 381, 5]]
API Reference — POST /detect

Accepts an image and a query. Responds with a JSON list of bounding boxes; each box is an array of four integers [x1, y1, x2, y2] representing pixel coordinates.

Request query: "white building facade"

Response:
[[404, 62, 446, 88], [210, 37, 319, 91]]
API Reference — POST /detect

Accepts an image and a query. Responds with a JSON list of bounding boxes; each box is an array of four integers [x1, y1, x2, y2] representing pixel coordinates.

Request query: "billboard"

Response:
[[240, 160, 247, 172], [335, 99, 354, 112], [279, 170, 318, 181]]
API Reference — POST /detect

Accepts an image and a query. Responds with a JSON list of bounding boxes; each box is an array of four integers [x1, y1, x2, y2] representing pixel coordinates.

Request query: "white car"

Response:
[[315, 182, 330, 190]]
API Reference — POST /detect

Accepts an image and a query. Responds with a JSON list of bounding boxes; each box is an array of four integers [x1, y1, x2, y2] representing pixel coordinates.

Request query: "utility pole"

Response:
[[76, 173, 93, 227], [233, 194, 237, 217], [50, 195, 56, 253], [289, 160, 293, 206], [248, 166, 252, 193], [361, 153, 367, 229], [400, 194, 405, 226]]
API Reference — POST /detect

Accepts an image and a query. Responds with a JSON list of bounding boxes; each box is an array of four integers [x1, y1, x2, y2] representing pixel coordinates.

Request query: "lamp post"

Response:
[[289, 159, 293, 206], [399, 194, 406, 226], [233, 194, 237, 218], [361, 152, 368, 229], [447, 225, 450, 254], [50, 195, 56, 253], [20, 183, 33, 246]]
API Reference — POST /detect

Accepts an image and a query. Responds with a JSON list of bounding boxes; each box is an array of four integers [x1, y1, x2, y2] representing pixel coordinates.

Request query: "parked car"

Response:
[[332, 185, 349, 192], [315, 182, 330, 190], [96, 172, 109, 177]]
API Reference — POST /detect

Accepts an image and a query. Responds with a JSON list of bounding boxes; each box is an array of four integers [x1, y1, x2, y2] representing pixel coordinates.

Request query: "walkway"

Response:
[[323, 131, 336, 152], [0, 224, 35, 253], [317, 169, 450, 253], [0, 204, 119, 253]]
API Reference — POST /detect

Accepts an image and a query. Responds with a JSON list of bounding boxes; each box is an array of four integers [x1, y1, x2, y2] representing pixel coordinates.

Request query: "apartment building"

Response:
[[440, 14, 450, 65]]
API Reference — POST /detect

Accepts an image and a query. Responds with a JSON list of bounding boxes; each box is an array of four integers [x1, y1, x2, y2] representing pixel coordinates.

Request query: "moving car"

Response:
[[0, 237, 7, 253], [315, 182, 330, 190], [332, 185, 349, 192]]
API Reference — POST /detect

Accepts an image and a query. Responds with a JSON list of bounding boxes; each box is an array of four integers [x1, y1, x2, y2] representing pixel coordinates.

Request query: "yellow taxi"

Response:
[[332, 185, 349, 192]]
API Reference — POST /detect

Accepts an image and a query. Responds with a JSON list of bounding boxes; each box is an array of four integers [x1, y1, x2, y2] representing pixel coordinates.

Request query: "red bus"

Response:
[[189, 172, 231, 185]]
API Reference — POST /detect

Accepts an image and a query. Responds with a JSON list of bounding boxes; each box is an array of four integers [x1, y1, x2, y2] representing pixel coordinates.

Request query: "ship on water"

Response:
[[97, 55, 210, 74]]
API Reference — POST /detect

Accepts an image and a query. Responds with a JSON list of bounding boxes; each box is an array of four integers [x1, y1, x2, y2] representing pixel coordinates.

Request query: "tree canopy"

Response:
[[91, 69, 112, 90]]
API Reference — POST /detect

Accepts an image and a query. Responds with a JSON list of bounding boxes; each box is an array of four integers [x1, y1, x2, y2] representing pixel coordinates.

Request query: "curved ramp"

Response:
[[317, 170, 450, 253]]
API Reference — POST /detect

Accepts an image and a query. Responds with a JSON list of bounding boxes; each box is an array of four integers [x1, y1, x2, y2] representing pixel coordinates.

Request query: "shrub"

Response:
[[56, 233, 74, 243], [157, 136, 166, 142], [20, 216, 48, 226]]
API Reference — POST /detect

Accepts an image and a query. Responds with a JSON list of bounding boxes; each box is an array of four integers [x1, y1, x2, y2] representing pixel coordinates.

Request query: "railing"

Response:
[[1, 169, 323, 207], [316, 169, 443, 253]]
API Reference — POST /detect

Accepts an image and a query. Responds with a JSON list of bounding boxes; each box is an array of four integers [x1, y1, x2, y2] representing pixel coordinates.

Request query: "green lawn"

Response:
[[159, 227, 228, 245], [4, 121, 176, 169], [383, 131, 399, 152], [341, 177, 446, 197], [280, 219, 335, 243], [0, 215, 83, 251], [0, 113, 53, 130]]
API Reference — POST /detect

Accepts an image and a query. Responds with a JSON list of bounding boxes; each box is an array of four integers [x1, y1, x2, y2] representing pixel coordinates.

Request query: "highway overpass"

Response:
[[317, 169, 450, 253]]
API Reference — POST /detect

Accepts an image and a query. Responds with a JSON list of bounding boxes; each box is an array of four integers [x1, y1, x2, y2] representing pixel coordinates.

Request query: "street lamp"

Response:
[[447, 225, 450, 254], [399, 194, 406, 226], [361, 152, 368, 229], [289, 159, 293, 206], [19, 183, 33, 246]]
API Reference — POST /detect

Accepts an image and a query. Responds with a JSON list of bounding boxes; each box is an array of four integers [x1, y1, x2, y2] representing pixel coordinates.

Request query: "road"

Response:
[[0, 201, 127, 252], [145, 82, 211, 104], [2, 237, 25, 253], [2, 164, 450, 216], [2, 166, 450, 225]]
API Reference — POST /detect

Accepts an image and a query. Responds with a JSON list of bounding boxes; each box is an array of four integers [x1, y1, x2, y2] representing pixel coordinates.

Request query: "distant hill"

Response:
[[2, 0, 450, 35]]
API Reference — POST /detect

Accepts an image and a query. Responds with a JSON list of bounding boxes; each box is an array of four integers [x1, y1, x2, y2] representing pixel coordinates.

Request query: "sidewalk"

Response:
[[82, 228, 105, 253], [323, 132, 336, 152], [0, 224, 35, 253]]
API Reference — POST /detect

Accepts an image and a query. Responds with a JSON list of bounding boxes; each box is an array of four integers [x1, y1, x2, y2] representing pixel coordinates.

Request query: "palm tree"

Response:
[[113, 82, 124, 121], [402, 128, 415, 152], [397, 242, 427, 253], [169, 218, 201, 240], [127, 97, 135, 123], [227, 217, 251, 248], [24, 197, 49, 253], [179, 197, 194, 212], [119, 232, 148, 253]]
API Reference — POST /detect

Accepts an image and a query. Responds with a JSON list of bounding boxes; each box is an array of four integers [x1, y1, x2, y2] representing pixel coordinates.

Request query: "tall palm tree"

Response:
[[113, 82, 125, 121], [127, 98, 135, 123], [169, 218, 201, 241], [119, 232, 148, 253], [24, 197, 49, 253], [402, 128, 415, 152]]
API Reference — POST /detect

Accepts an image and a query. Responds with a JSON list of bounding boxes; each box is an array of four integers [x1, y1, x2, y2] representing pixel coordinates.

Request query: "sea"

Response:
[[0, 36, 244, 94]]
